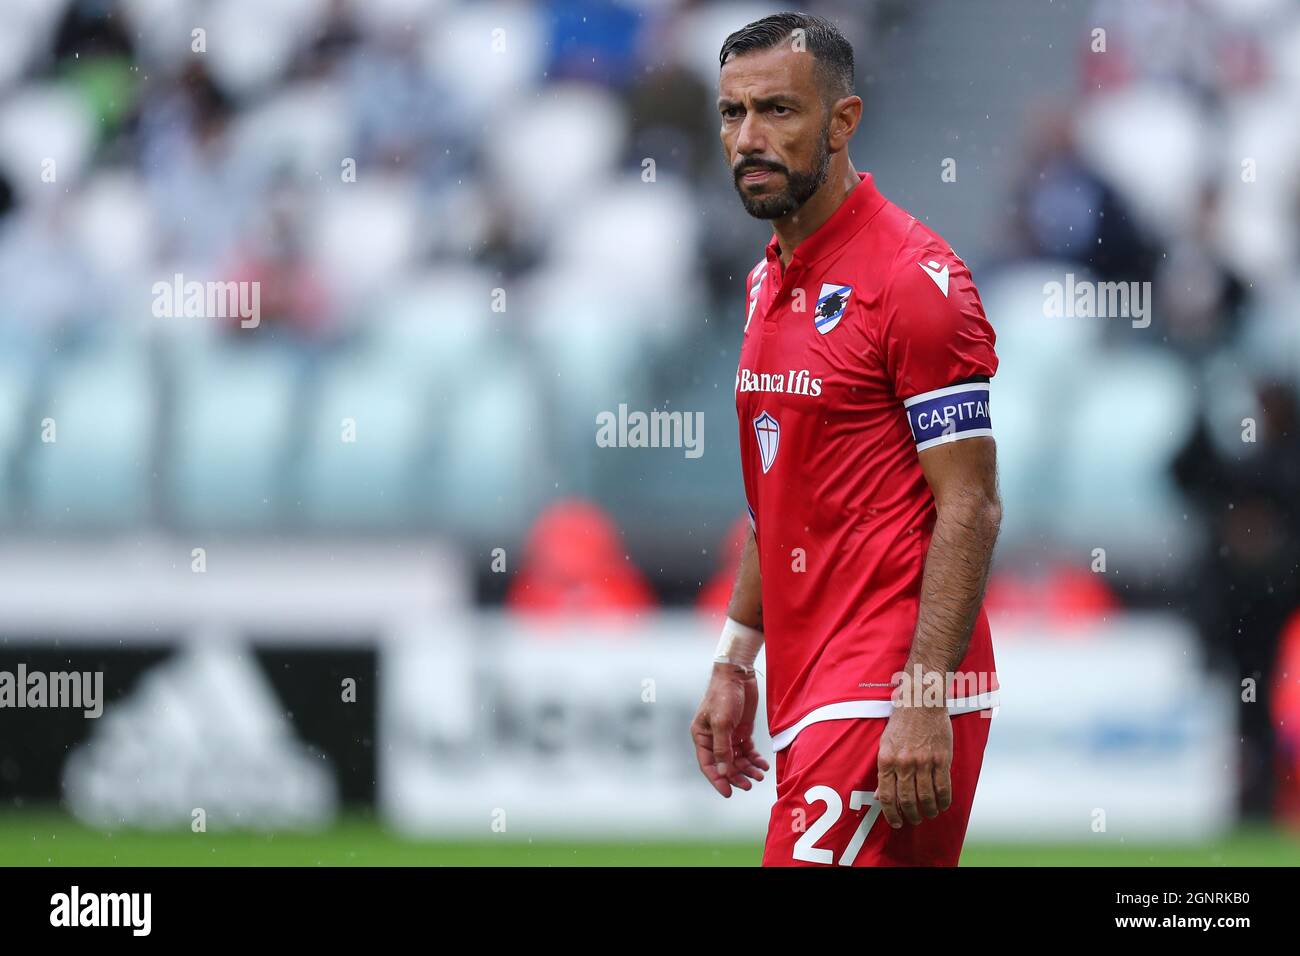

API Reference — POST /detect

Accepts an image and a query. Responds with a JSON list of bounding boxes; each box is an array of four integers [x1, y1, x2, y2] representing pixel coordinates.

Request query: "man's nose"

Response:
[[734, 111, 767, 158]]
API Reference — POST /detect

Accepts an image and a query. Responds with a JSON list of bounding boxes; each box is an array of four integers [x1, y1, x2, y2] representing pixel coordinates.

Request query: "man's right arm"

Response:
[[725, 524, 762, 634], [690, 525, 769, 796]]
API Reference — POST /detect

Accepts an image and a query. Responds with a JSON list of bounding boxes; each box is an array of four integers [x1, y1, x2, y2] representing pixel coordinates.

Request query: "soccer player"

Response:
[[690, 13, 1002, 867]]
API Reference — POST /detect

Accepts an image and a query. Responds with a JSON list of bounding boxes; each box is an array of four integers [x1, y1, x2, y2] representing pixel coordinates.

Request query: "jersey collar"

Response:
[[765, 171, 887, 271]]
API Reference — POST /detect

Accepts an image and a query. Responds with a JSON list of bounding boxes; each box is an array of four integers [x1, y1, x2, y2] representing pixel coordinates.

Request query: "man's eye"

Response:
[[771, 105, 790, 115], [722, 107, 742, 119]]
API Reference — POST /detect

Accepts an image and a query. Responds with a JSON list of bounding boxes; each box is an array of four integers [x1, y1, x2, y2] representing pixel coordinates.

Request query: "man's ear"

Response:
[[828, 95, 863, 151]]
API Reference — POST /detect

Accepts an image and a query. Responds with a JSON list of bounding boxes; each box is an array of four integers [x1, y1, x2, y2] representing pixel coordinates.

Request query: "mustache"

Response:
[[733, 158, 787, 179]]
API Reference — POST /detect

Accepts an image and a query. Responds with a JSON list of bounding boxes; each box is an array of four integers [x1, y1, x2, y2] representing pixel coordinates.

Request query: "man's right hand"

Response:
[[690, 664, 770, 797]]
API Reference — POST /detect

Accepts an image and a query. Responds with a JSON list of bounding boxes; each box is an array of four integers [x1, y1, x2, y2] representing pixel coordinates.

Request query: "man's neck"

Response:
[[772, 162, 861, 269]]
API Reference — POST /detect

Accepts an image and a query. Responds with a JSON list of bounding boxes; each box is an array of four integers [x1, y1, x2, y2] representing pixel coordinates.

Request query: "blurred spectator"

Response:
[[136, 59, 238, 262], [1155, 182, 1248, 361], [226, 177, 334, 342], [296, 0, 363, 78], [1272, 609, 1300, 831], [624, 10, 717, 182], [1011, 100, 1156, 284], [506, 498, 657, 619], [1081, 0, 1268, 100], [546, 0, 644, 89], [1174, 379, 1300, 819], [52, 0, 140, 142], [53, 0, 134, 64], [0, 168, 13, 221]]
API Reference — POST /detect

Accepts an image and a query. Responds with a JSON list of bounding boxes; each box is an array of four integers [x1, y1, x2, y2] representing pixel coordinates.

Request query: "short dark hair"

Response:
[[719, 12, 855, 103]]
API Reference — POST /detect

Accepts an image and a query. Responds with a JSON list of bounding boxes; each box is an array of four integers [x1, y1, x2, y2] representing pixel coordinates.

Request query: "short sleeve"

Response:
[[880, 247, 998, 451]]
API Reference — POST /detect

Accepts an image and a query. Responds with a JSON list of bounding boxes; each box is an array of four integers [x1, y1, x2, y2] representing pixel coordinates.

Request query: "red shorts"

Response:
[[761, 711, 993, 867]]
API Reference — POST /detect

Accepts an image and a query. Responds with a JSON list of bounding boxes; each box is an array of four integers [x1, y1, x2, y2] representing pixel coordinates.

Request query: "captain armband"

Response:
[[903, 381, 992, 452]]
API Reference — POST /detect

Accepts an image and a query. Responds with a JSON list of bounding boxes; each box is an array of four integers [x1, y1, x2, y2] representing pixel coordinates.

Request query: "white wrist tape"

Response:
[[714, 617, 764, 673]]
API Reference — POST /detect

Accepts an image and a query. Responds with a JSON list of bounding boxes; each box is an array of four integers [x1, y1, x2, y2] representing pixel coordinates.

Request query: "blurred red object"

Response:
[[1272, 609, 1300, 830], [695, 515, 751, 619], [506, 498, 657, 619], [983, 564, 1119, 630]]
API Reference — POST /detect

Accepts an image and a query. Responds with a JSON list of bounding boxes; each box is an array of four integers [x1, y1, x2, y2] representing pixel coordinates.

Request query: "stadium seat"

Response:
[[1211, 91, 1300, 284], [26, 337, 154, 527], [427, 354, 543, 536], [980, 262, 1105, 392], [295, 353, 422, 528], [983, 372, 1047, 548], [1057, 350, 1197, 560], [482, 83, 626, 241], [677, 2, 780, 86], [0, 0, 64, 90], [70, 171, 158, 279], [0, 83, 95, 202], [550, 176, 701, 324], [523, 266, 653, 468], [166, 342, 299, 529], [204, 0, 329, 98], [979, 262, 1106, 545], [227, 82, 351, 185], [306, 176, 419, 305], [422, 1, 547, 114], [0, 351, 34, 524], [117, 0, 202, 70], [367, 266, 496, 387], [1074, 87, 1206, 239]]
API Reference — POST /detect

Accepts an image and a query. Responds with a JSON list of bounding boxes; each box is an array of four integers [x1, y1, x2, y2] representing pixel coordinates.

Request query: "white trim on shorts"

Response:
[[770, 690, 1000, 752]]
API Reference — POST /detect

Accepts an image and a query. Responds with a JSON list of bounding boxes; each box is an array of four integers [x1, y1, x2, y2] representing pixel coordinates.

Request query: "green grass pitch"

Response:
[[2, 812, 1298, 866]]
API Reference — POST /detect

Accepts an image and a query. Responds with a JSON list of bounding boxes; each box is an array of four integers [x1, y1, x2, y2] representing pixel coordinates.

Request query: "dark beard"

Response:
[[733, 129, 832, 220]]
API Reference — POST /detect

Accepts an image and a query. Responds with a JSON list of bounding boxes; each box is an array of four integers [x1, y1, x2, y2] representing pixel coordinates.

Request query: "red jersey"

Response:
[[735, 172, 1000, 750]]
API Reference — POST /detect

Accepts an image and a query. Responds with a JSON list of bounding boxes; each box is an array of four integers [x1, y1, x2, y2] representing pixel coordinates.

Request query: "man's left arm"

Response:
[[874, 435, 1002, 829]]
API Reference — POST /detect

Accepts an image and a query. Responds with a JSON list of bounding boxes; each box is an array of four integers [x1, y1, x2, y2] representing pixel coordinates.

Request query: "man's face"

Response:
[[718, 44, 832, 220]]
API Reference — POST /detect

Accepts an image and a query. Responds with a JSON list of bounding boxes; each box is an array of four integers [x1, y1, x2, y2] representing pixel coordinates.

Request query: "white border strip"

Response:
[[903, 381, 990, 409], [915, 427, 994, 453], [770, 690, 1000, 752]]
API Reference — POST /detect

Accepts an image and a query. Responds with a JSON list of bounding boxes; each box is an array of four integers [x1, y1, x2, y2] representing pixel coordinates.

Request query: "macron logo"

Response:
[[918, 259, 949, 297]]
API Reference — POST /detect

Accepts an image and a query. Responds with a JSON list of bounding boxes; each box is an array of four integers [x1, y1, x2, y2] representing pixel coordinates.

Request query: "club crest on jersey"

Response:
[[753, 410, 780, 473], [814, 282, 852, 334]]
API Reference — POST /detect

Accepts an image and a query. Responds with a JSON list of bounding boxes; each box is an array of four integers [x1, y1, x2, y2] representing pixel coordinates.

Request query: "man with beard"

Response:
[[689, 13, 1004, 866]]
